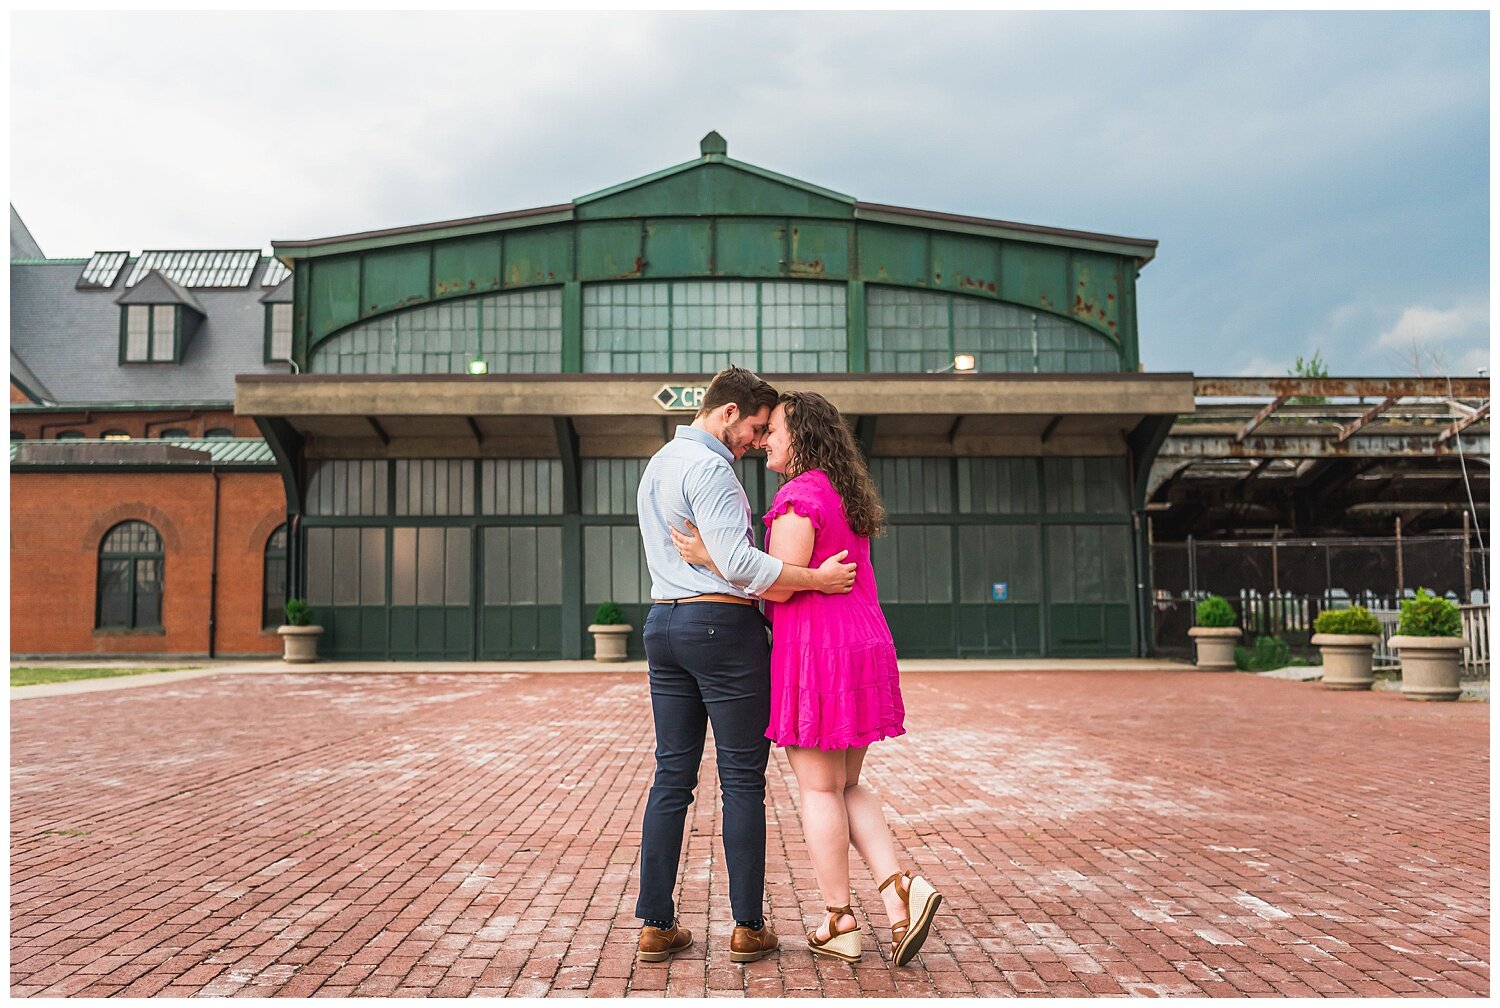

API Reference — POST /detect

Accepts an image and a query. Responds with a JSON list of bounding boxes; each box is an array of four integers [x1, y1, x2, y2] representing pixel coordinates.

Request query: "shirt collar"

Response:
[[675, 424, 734, 464]]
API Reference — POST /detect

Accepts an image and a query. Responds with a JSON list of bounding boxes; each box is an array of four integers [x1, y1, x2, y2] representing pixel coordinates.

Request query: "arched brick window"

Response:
[[97, 521, 164, 629], [263, 524, 287, 629]]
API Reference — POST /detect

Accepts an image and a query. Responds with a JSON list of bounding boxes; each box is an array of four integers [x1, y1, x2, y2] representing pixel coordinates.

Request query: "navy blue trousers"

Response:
[[635, 601, 772, 925]]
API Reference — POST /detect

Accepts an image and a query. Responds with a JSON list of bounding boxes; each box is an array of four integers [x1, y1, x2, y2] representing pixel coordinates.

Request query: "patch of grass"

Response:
[[10, 666, 197, 687]]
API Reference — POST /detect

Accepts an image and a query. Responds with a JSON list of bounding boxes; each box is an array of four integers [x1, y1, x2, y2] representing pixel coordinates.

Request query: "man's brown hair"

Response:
[[698, 365, 778, 419]]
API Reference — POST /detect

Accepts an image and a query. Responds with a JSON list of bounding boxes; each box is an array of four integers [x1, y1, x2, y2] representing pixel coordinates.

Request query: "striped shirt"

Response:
[[637, 425, 783, 600]]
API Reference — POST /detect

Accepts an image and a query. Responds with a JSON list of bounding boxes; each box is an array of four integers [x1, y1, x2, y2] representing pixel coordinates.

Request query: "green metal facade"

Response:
[[285, 157, 1143, 376], [271, 145, 1156, 661]]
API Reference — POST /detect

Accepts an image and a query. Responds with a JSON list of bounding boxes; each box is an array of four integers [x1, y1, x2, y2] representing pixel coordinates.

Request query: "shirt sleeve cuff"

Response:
[[746, 557, 783, 597]]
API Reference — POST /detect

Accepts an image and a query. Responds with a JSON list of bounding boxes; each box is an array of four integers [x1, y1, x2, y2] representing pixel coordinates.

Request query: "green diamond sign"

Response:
[[654, 384, 708, 411]]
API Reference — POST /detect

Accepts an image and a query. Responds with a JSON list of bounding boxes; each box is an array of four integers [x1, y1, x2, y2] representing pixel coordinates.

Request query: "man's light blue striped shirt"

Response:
[[637, 425, 783, 600]]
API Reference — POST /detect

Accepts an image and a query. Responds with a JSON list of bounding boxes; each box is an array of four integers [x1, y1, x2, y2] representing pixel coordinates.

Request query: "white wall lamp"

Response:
[[928, 353, 977, 374], [467, 360, 490, 375]]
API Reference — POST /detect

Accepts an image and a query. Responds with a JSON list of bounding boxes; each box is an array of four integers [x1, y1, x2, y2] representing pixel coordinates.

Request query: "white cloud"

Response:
[[1375, 300, 1489, 350]]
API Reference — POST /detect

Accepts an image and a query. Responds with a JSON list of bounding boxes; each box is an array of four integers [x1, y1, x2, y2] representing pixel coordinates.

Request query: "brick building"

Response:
[[11, 207, 291, 657]]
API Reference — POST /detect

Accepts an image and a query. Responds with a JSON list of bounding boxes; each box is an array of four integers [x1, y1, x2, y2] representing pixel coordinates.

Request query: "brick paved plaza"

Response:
[[10, 666, 1489, 997]]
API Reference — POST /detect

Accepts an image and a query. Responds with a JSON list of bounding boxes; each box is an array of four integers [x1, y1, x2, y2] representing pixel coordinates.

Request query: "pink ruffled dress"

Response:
[[763, 469, 905, 750]]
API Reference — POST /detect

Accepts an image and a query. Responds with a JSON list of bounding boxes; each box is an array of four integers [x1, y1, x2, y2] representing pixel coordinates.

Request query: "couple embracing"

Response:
[[633, 365, 942, 967]]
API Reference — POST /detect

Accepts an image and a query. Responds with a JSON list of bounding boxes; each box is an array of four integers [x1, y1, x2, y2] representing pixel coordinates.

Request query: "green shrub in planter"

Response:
[[1196, 595, 1236, 628], [1396, 588, 1462, 637], [1313, 605, 1382, 636], [593, 601, 626, 626], [284, 598, 314, 627]]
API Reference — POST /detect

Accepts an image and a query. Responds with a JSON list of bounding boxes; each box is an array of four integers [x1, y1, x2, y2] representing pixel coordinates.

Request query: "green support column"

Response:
[[846, 279, 867, 372], [555, 417, 583, 658], [561, 281, 582, 372]]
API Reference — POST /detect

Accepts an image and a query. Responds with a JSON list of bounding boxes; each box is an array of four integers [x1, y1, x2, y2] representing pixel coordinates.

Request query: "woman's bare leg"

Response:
[[842, 747, 909, 927], [785, 746, 858, 940]]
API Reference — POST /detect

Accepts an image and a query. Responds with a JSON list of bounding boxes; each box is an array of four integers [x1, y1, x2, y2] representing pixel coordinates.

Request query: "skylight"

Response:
[[77, 251, 129, 289], [125, 250, 260, 289], [261, 258, 291, 287]]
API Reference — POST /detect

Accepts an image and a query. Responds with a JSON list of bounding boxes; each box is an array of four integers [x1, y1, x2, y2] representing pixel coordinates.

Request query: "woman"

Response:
[[673, 391, 942, 966]]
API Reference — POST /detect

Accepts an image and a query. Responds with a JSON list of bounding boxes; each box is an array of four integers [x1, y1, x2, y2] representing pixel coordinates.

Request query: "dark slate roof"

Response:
[[10, 206, 43, 259], [117, 269, 207, 313], [10, 349, 55, 404], [10, 257, 289, 406], [10, 437, 276, 468]]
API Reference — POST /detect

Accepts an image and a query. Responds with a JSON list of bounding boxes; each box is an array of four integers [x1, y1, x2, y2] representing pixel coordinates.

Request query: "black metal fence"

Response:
[[1151, 535, 1489, 660]]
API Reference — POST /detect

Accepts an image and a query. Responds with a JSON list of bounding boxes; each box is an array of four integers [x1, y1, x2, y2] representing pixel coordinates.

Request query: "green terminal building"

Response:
[[238, 133, 1193, 661]]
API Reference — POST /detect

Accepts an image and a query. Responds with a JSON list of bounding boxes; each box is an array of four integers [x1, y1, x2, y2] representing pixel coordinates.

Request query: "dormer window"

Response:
[[261, 273, 294, 365], [124, 305, 177, 362], [116, 269, 205, 366]]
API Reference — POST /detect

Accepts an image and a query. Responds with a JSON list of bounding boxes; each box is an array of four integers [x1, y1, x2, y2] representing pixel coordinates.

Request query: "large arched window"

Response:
[[865, 286, 1122, 373], [97, 521, 164, 629], [263, 524, 287, 629]]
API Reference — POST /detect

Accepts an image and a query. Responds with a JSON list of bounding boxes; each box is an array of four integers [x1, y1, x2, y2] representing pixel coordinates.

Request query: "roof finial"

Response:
[[700, 131, 727, 159]]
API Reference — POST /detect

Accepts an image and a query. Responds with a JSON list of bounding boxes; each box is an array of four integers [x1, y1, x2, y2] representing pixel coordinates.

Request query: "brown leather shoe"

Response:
[[637, 922, 693, 962], [729, 921, 779, 963]]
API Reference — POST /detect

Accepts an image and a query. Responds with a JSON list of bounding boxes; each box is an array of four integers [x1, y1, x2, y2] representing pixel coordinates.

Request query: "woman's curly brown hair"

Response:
[[778, 391, 887, 538]]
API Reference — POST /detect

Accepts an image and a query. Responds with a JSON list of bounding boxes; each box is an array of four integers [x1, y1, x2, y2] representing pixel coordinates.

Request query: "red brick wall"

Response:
[[10, 409, 259, 440], [11, 470, 287, 657]]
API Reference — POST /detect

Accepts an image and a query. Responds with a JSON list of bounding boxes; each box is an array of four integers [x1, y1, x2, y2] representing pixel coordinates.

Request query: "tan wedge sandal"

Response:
[[806, 904, 862, 963], [879, 871, 942, 966]]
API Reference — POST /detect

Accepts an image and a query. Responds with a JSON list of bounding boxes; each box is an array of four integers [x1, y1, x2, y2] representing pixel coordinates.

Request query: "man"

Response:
[[634, 365, 857, 964]]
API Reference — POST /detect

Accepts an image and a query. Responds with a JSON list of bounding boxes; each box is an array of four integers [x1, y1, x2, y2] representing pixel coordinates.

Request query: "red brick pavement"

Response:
[[10, 668, 1489, 997]]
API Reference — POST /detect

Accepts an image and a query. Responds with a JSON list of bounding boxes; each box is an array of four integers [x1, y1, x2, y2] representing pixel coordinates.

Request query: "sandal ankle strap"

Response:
[[878, 872, 911, 898], [825, 904, 853, 916]]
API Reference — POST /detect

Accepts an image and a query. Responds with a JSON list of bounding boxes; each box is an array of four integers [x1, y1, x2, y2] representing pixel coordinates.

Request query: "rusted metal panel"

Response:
[[361, 246, 431, 318], [929, 232, 998, 295], [306, 255, 361, 342], [713, 218, 784, 277], [999, 242, 1068, 318], [433, 236, 502, 298], [643, 219, 711, 277], [576, 221, 643, 281], [788, 220, 848, 277], [502, 226, 572, 287], [856, 222, 927, 286], [1068, 252, 1120, 335], [1438, 402, 1490, 444]]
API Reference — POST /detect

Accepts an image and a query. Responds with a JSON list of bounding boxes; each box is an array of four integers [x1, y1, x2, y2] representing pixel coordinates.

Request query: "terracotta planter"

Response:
[[1311, 633, 1381, 690], [588, 623, 632, 662], [1188, 626, 1241, 670], [1388, 635, 1467, 702], [277, 624, 324, 663]]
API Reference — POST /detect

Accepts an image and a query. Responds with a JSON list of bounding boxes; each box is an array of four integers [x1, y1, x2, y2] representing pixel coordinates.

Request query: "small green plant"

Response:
[[1396, 588, 1462, 638], [1196, 595, 1236, 628], [1313, 605, 1382, 636], [284, 598, 313, 626], [1234, 635, 1297, 672], [593, 601, 626, 625]]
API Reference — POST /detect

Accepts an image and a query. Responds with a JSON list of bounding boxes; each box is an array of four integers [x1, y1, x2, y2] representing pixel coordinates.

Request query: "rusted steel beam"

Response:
[[1195, 376, 1490, 399], [1158, 431, 1490, 458], [1437, 402, 1490, 445], [1334, 395, 1401, 444], [1234, 395, 1289, 442]]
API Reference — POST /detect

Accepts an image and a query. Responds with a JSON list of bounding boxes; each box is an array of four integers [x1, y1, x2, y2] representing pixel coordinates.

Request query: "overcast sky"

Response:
[[9, 10, 1489, 376]]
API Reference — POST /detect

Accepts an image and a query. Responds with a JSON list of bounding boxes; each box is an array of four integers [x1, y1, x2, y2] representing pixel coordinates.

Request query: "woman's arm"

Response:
[[758, 511, 815, 602], [671, 513, 823, 601]]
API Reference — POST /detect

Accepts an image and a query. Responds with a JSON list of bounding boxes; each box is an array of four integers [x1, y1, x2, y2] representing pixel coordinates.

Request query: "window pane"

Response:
[[126, 306, 150, 361], [392, 528, 417, 605], [417, 527, 445, 605], [445, 528, 470, 605], [151, 306, 175, 361], [270, 303, 293, 361], [98, 559, 131, 626], [361, 528, 386, 606], [306, 527, 333, 606]]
